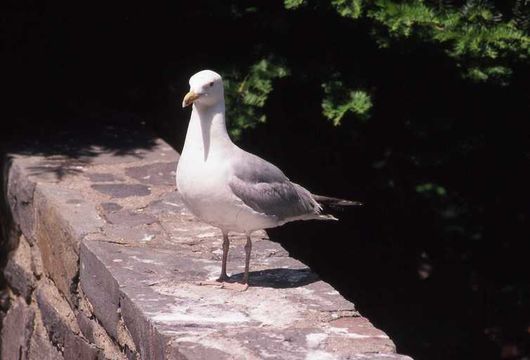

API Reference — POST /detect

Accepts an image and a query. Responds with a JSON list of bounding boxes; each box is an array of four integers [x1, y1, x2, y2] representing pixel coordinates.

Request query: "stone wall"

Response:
[[1, 151, 139, 360], [0, 126, 412, 359]]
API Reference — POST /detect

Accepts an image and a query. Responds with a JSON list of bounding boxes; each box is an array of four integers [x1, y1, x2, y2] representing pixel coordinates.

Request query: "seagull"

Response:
[[176, 70, 360, 290]]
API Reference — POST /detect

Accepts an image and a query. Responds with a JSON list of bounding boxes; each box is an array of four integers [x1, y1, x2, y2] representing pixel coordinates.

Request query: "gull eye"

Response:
[[209, 82, 214, 87]]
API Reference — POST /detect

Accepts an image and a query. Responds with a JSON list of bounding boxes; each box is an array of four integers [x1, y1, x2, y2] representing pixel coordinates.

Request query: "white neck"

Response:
[[181, 101, 234, 162]]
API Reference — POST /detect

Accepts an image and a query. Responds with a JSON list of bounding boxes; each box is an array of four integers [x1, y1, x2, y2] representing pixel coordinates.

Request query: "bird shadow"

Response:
[[229, 268, 319, 289]]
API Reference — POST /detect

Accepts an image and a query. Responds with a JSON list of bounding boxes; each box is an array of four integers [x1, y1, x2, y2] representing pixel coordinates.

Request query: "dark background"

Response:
[[1, 1, 529, 359]]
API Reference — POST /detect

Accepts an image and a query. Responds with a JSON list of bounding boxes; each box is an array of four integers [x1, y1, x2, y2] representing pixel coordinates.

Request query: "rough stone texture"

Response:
[[4, 234, 35, 300], [36, 280, 81, 347], [100, 202, 123, 213], [1, 126, 413, 360], [86, 173, 120, 182], [0, 298, 35, 360], [125, 162, 176, 186], [63, 332, 101, 360], [79, 243, 121, 340], [33, 184, 105, 306], [29, 238, 44, 279], [91, 184, 151, 198], [28, 317, 64, 360], [6, 160, 38, 243], [75, 309, 128, 360]]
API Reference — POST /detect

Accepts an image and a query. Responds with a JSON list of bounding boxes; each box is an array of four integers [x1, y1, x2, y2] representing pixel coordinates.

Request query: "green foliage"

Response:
[[284, 0, 305, 9], [367, 0, 530, 83], [255, 1, 528, 129], [464, 65, 513, 84], [332, 0, 364, 19], [322, 78, 372, 125], [223, 58, 290, 139], [368, 0, 438, 37], [416, 182, 448, 197], [285, 0, 530, 84]]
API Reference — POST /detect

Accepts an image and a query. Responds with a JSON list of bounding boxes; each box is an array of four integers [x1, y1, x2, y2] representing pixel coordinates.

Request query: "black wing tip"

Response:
[[335, 200, 363, 207], [313, 194, 364, 207], [346, 200, 363, 206]]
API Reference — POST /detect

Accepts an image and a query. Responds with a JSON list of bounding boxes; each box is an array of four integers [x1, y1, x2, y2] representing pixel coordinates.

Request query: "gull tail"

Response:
[[313, 194, 363, 210]]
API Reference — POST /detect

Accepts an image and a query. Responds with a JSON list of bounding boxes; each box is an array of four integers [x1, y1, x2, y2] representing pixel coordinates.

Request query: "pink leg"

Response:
[[242, 234, 252, 284], [218, 231, 230, 282]]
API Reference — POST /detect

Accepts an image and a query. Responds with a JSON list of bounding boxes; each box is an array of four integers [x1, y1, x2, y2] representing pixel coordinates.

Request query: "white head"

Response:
[[182, 70, 224, 108]]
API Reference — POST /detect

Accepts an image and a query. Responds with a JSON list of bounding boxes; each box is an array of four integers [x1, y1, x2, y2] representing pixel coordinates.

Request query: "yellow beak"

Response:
[[182, 91, 200, 108]]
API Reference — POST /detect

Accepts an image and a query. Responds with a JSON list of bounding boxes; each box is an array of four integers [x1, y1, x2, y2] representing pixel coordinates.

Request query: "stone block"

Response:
[[119, 294, 167, 360], [144, 192, 187, 217], [124, 162, 177, 186], [86, 173, 120, 182], [91, 184, 151, 198], [35, 183, 104, 240], [3, 234, 35, 300], [63, 333, 101, 360], [76, 311, 97, 344], [76, 310, 129, 360], [103, 210, 157, 227], [100, 202, 123, 213], [80, 241, 120, 340], [0, 297, 35, 360], [117, 316, 138, 360], [34, 201, 79, 305], [33, 184, 103, 305], [102, 222, 169, 245], [29, 309, 64, 360], [36, 281, 81, 348], [30, 241, 44, 279], [6, 160, 37, 242]]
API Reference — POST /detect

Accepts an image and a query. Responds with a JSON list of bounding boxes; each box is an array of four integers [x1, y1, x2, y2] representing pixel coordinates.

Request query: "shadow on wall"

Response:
[[2, 113, 160, 178], [0, 112, 164, 339]]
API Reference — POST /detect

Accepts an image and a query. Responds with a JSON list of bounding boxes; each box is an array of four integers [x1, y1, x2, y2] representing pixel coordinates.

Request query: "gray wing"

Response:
[[229, 151, 322, 220]]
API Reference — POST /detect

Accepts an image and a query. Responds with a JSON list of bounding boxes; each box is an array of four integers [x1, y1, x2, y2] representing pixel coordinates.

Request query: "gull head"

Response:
[[182, 70, 224, 108]]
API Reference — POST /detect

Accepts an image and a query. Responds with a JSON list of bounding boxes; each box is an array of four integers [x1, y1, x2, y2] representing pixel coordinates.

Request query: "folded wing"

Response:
[[229, 152, 322, 221]]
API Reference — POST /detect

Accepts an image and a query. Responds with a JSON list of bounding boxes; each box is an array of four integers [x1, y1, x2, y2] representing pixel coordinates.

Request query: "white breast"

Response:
[[176, 150, 277, 233], [177, 102, 278, 233]]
